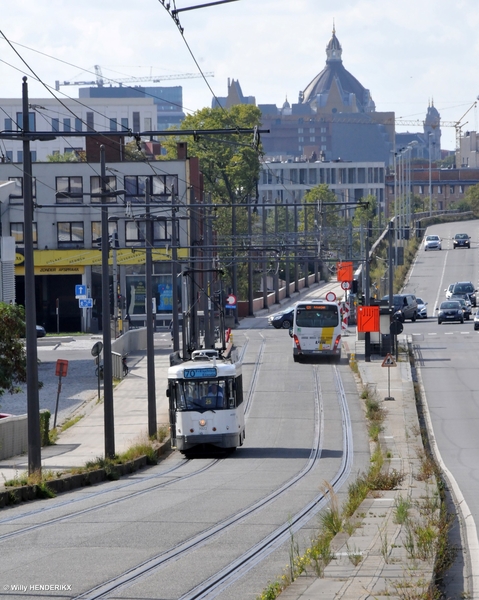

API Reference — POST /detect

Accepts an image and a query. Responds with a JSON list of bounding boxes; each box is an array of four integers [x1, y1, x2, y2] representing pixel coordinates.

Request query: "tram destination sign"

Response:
[[184, 367, 218, 379]]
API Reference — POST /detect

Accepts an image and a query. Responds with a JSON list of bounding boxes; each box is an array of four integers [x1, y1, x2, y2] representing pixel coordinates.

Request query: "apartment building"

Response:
[[0, 153, 201, 332]]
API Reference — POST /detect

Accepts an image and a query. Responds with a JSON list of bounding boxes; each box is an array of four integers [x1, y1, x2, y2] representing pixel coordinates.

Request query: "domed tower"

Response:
[[300, 26, 375, 114], [424, 100, 441, 160]]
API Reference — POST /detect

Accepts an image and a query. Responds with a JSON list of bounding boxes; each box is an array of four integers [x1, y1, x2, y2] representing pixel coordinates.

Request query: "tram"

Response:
[[292, 299, 342, 362], [166, 349, 245, 454]]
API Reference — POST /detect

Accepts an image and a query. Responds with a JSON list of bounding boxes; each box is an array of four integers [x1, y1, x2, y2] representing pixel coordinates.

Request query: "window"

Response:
[[144, 117, 152, 131], [10, 222, 37, 246], [52, 118, 59, 132], [90, 176, 117, 203], [460, 185, 465, 194], [17, 151, 23, 163], [86, 112, 94, 131], [31, 151, 37, 162], [4, 117, 12, 131], [121, 117, 129, 131], [133, 112, 140, 131], [437, 185, 442, 194], [125, 219, 174, 246], [63, 118, 71, 132], [91, 221, 118, 246], [298, 136, 304, 142], [57, 222, 84, 247], [320, 127, 327, 133], [109, 118, 118, 132], [75, 118, 82, 132], [56, 176, 83, 203], [418, 185, 424, 194], [5, 150, 12, 162], [16, 112, 35, 131], [8, 176, 36, 203], [298, 128, 304, 133], [310, 137, 315, 142], [449, 185, 455, 194], [321, 136, 327, 142], [309, 128, 315, 133], [124, 175, 177, 203]]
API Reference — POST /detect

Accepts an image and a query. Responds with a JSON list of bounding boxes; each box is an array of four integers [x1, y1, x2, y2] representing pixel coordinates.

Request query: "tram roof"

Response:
[[168, 358, 240, 379]]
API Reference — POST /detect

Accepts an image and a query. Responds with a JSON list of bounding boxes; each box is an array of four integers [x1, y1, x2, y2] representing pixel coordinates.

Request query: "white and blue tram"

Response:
[[167, 350, 245, 454]]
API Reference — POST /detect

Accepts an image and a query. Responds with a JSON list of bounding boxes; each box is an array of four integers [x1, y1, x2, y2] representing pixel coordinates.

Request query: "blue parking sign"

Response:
[[79, 298, 93, 309]]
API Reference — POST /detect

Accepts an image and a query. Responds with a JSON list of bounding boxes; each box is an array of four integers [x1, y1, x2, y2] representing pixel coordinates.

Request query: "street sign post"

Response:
[[381, 353, 397, 401], [53, 359, 69, 428]]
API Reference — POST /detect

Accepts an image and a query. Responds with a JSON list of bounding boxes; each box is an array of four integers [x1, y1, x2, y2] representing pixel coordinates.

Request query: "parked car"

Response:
[[445, 281, 477, 306], [437, 300, 464, 324], [416, 297, 428, 319], [36, 325, 46, 338], [268, 307, 294, 329], [381, 294, 418, 322], [450, 295, 472, 320], [423, 235, 442, 251], [453, 233, 471, 249]]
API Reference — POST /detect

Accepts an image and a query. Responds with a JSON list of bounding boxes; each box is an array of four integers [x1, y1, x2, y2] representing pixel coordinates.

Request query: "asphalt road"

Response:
[[401, 220, 479, 591]]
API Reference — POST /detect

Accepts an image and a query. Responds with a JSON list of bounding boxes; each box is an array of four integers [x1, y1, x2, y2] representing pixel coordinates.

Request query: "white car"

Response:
[[416, 297, 428, 319], [424, 235, 442, 251]]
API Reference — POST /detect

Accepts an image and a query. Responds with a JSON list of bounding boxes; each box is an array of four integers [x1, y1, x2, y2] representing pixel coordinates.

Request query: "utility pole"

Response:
[[100, 146, 115, 458], [247, 200, 254, 316], [285, 202, 290, 298], [171, 187, 180, 352], [22, 77, 41, 475], [262, 205, 268, 309], [144, 188, 157, 438]]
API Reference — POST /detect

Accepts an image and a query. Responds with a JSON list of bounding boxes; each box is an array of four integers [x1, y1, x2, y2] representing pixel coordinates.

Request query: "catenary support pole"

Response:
[[145, 188, 157, 438], [100, 146, 115, 458], [23, 77, 41, 475]]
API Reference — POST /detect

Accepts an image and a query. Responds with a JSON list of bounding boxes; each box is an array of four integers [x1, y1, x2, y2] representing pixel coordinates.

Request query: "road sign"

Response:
[[55, 359, 69, 377], [226, 294, 237, 308], [341, 281, 351, 291], [382, 353, 397, 367], [357, 306, 380, 332], [75, 284, 87, 298], [325, 291, 337, 302], [390, 320, 404, 335], [79, 298, 93, 309], [91, 341, 103, 357]]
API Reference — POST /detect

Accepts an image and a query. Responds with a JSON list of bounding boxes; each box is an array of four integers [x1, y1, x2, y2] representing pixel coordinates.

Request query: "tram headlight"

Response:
[[199, 419, 206, 426]]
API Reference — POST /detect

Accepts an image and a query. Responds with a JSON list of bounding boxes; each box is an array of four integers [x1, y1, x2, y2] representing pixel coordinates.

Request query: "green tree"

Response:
[[0, 303, 27, 397], [46, 150, 86, 162], [163, 105, 263, 298], [464, 183, 479, 215]]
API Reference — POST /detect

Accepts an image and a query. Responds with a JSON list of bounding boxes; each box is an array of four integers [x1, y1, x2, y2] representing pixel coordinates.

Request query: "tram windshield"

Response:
[[175, 379, 233, 411]]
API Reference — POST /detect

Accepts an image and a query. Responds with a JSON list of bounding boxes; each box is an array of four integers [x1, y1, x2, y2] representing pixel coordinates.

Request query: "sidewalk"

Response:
[[0, 344, 172, 484]]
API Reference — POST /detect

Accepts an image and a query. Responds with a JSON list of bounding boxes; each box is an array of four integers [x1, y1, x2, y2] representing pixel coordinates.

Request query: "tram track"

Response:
[[71, 361, 352, 600], [0, 336, 266, 541]]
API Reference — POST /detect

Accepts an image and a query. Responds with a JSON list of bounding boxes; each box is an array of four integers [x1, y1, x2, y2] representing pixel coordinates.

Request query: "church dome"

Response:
[[301, 28, 375, 113]]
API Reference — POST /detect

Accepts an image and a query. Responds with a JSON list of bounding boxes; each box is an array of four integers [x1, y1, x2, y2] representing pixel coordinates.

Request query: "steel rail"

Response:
[[72, 359, 328, 600]]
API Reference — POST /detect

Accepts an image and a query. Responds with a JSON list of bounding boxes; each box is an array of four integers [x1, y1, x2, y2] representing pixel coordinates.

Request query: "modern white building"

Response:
[[0, 150, 201, 333], [0, 97, 157, 162], [259, 158, 386, 210]]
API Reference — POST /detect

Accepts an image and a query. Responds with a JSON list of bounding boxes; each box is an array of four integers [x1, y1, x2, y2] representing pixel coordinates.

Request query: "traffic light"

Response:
[[109, 284, 114, 310], [352, 279, 359, 294], [94, 237, 102, 250], [359, 294, 365, 306]]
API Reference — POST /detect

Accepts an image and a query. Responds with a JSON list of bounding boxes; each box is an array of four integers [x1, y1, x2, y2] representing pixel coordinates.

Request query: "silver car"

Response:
[[424, 234, 441, 251], [416, 297, 428, 319]]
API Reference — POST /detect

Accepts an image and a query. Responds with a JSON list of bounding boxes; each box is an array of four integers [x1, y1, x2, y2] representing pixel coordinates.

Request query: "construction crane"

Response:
[[396, 100, 478, 152], [55, 65, 214, 91]]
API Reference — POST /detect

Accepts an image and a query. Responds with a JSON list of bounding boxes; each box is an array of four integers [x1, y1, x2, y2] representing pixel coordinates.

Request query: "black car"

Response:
[[437, 301, 464, 324], [453, 233, 470, 249], [381, 294, 418, 322], [268, 308, 294, 329]]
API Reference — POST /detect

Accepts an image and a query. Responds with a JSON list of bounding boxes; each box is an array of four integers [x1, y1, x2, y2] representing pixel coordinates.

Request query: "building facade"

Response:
[[259, 158, 386, 216], [0, 97, 157, 162], [0, 153, 201, 332]]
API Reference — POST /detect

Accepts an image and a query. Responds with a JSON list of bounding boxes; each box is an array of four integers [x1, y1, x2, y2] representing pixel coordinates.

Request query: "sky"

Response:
[[1, 0, 479, 151]]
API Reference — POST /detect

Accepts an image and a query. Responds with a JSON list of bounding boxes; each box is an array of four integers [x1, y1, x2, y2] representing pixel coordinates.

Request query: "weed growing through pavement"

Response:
[[394, 495, 411, 524]]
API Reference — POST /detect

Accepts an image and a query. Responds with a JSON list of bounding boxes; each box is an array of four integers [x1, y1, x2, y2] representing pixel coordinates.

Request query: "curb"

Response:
[[0, 439, 171, 509]]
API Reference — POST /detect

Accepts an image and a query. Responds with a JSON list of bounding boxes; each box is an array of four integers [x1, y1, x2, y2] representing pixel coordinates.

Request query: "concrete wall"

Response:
[[0, 414, 28, 461]]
